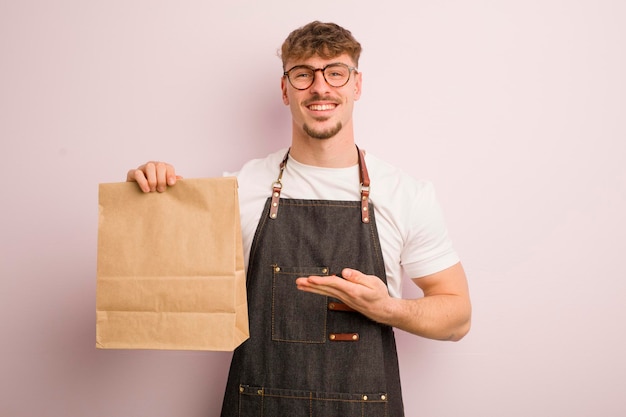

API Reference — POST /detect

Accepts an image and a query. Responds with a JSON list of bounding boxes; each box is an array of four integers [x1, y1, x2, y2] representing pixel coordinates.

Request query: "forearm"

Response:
[[377, 294, 471, 341]]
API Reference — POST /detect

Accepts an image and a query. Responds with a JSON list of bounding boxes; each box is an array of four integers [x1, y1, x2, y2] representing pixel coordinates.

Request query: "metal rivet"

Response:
[[257, 389, 263, 395], [329, 334, 336, 340], [352, 334, 358, 340], [362, 395, 368, 401], [381, 394, 387, 400], [362, 196, 367, 200], [273, 192, 279, 197], [362, 206, 368, 211], [329, 303, 335, 309], [239, 386, 244, 393], [270, 213, 277, 218], [274, 266, 280, 272], [364, 217, 369, 222], [272, 202, 277, 207], [322, 268, 328, 274]]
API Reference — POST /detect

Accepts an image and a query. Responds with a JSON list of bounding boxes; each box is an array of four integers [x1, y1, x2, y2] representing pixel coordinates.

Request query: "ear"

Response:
[[353, 71, 363, 101], [281, 76, 289, 105]]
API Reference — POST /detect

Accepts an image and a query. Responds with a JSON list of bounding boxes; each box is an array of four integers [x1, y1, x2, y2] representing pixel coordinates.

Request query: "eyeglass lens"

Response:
[[287, 64, 352, 89]]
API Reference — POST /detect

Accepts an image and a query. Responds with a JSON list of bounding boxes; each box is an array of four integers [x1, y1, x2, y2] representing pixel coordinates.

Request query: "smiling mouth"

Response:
[[308, 103, 337, 111]]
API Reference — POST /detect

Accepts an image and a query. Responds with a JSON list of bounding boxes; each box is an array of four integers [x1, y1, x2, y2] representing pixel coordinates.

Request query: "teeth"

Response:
[[309, 104, 335, 111]]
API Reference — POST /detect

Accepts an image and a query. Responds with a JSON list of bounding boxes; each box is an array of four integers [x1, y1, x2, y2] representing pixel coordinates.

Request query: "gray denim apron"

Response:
[[221, 147, 405, 416]]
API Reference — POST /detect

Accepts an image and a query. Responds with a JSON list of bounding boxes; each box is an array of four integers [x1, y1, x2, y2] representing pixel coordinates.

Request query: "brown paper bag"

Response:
[[96, 177, 248, 351]]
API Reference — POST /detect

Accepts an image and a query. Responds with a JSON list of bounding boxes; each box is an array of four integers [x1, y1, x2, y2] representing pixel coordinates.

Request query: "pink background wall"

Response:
[[2, 1, 625, 416]]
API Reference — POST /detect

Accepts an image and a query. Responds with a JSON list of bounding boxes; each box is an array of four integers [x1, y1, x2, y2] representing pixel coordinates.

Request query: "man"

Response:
[[128, 21, 471, 416]]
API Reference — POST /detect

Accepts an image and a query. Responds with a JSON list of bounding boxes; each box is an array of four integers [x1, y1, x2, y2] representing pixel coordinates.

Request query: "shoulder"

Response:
[[226, 148, 288, 192], [366, 152, 447, 248], [226, 149, 289, 240], [365, 152, 437, 208], [228, 148, 288, 179]]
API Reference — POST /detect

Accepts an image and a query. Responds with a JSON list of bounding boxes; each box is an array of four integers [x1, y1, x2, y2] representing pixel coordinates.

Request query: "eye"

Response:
[[325, 65, 348, 79], [290, 67, 313, 79]]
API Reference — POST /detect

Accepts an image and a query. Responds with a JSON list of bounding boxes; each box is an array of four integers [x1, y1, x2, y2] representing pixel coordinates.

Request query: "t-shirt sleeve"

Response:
[[400, 181, 460, 279]]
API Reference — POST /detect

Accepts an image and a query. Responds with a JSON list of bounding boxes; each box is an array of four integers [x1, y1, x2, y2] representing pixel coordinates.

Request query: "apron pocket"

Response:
[[238, 385, 388, 416], [271, 265, 329, 343]]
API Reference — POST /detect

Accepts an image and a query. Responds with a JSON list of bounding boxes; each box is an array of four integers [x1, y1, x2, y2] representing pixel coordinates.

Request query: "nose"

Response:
[[309, 68, 332, 94]]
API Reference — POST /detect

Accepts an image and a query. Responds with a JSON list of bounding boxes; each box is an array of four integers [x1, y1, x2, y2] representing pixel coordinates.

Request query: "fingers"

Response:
[[127, 168, 150, 192], [296, 268, 386, 303], [295, 275, 342, 299], [295, 270, 362, 296], [126, 161, 179, 193]]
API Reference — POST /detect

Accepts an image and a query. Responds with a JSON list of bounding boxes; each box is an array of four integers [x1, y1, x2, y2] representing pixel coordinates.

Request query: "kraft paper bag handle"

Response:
[[96, 177, 249, 351]]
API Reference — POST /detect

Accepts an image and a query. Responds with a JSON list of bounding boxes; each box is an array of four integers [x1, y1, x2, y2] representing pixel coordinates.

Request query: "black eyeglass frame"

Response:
[[283, 62, 358, 90]]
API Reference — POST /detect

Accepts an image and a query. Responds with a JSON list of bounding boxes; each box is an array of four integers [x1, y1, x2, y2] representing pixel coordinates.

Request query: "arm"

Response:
[[393, 262, 471, 341], [295, 262, 471, 341], [126, 161, 181, 192]]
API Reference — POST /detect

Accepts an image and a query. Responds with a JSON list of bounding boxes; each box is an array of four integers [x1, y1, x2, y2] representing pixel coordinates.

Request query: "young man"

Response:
[[128, 21, 471, 416]]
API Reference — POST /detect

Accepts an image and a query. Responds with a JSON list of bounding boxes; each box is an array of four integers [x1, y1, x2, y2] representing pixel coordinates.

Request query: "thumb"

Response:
[[167, 174, 183, 186], [342, 268, 381, 289], [341, 268, 361, 282]]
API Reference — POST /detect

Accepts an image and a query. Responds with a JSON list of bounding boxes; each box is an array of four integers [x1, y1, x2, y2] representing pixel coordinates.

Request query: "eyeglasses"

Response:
[[283, 63, 358, 90]]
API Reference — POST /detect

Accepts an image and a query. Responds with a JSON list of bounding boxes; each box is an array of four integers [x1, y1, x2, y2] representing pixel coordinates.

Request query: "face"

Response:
[[281, 54, 362, 140]]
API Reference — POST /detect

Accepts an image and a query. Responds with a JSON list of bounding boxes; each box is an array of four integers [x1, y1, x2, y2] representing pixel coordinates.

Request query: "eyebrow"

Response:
[[285, 62, 353, 71]]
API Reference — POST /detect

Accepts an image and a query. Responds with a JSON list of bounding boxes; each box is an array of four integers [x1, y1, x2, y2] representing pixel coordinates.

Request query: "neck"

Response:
[[289, 126, 358, 168]]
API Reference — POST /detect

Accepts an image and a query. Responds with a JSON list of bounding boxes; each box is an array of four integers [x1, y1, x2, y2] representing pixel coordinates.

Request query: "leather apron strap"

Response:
[[270, 145, 371, 223]]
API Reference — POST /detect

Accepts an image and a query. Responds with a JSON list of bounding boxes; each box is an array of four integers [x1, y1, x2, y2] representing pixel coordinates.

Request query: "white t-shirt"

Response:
[[228, 148, 459, 298]]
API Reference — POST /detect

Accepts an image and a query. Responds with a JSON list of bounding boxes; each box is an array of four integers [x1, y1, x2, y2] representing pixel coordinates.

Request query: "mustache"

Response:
[[303, 95, 340, 106]]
